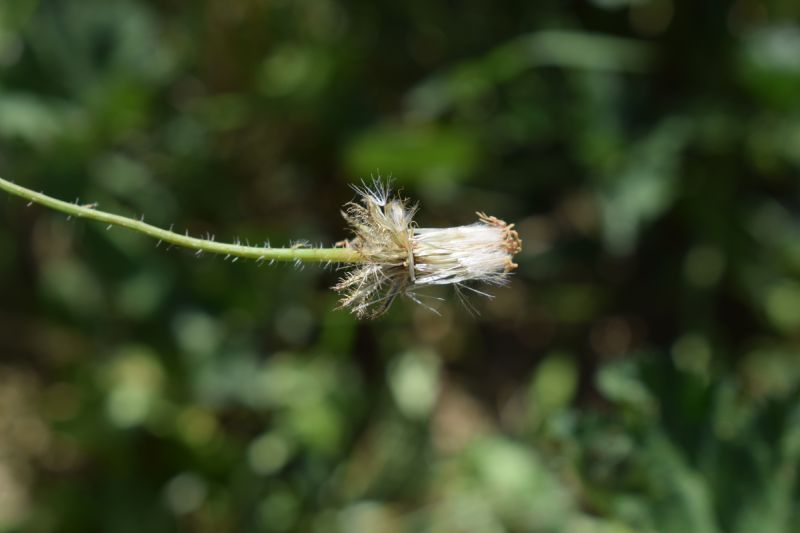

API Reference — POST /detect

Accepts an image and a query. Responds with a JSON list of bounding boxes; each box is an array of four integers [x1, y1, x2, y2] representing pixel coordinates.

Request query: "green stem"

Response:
[[0, 177, 363, 264]]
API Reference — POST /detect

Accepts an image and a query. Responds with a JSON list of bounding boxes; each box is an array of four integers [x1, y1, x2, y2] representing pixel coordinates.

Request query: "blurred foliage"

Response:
[[1, 0, 800, 532]]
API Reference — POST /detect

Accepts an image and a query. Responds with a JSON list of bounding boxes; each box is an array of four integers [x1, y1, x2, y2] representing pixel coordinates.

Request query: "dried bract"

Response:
[[335, 183, 522, 318]]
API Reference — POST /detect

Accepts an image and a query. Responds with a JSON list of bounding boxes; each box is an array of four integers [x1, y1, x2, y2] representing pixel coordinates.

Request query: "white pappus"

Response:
[[334, 182, 523, 318]]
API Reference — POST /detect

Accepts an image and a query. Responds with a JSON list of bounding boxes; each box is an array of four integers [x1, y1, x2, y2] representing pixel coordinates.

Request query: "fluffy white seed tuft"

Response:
[[334, 182, 522, 318]]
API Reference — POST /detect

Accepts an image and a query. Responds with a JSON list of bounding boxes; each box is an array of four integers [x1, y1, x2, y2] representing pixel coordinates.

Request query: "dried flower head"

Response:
[[334, 182, 522, 318]]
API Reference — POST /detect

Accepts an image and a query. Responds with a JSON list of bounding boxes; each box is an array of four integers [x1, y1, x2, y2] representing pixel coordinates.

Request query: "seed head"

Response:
[[334, 182, 522, 318]]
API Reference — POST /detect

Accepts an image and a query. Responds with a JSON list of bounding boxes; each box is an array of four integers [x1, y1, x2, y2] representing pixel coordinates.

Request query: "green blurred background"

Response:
[[1, 0, 800, 531]]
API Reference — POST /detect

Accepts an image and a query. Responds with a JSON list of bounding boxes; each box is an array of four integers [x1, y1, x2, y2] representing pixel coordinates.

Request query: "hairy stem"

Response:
[[0, 177, 363, 263]]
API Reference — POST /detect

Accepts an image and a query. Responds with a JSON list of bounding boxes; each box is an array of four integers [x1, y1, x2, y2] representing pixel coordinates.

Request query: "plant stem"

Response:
[[0, 177, 363, 264]]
